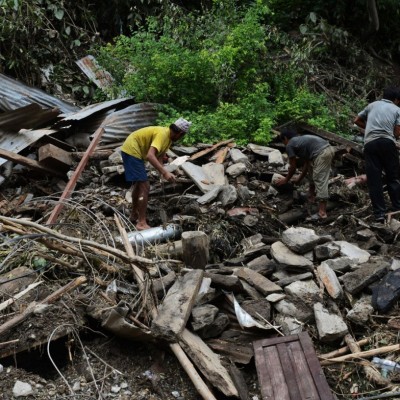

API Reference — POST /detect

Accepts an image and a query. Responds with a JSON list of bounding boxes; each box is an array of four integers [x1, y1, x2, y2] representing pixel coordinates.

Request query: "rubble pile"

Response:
[[1, 75, 400, 399]]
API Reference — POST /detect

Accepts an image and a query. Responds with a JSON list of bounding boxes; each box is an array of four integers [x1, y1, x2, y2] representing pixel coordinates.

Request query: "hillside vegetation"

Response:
[[1, 0, 399, 144]]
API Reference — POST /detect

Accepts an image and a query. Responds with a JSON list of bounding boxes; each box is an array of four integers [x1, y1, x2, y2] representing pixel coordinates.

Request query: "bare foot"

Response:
[[129, 213, 138, 223], [136, 222, 151, 231]]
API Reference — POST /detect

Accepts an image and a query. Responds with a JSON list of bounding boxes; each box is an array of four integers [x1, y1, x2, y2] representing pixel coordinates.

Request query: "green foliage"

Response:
[[0, 0, 99, 98]]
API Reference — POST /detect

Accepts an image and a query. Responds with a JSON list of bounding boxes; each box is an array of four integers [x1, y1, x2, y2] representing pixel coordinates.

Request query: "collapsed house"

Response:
[[1, 72, 400, 400]]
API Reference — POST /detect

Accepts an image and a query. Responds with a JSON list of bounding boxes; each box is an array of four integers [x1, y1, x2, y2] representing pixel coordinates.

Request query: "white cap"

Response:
[[174, 117, 192, 133]]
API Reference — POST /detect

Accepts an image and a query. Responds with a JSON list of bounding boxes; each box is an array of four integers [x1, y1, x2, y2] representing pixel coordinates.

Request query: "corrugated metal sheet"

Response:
[[0, 73, 79, 114], [98, 103, 161, 143], [76, 55, 114, 89], [0, 129, 57, 166], [0, 104, 60, 132], [58, 98, 136, 121]]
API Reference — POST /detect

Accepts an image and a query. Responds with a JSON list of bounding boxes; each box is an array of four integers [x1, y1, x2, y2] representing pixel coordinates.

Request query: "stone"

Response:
[[321, 257, 354, 273], [267, 149, 284, 167], [202, 162, 226, 186], [247, 143, 276, 157], [341, 260, 390, 295], [314, 242, 341, 261], [13, 381, 34, 397], [235, 267, 282, 296], [284, 280, 320, 306], [240, 299, 271, 321], [270, 241, 313, 271], [334, 241, 371, 264], [266, 293, 286, 303], [347, 296, 373, 324], [391, 259, 400, 271], [317, 263, 343, 300], [191, 304, 219, 331], [230, 148, 249, 163], [275, 272, 314, 287], [275, 314, 303, 336], [281, 227, 321, 254], [371, 269, 400, 313], [356, 228, 375, 241], [226, 163, 247, 177], [198, 313, 230, 339], [219, 185, 238, 206], [274, 297, 314, 322], [246, 255, 276, 276], [197, 186, 222, 205], [313, 302, 348, 342]]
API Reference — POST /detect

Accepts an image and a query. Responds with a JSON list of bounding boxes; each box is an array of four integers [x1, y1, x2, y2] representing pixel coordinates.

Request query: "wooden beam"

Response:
[[46, 126, 104, 224], [298, 122, 363, 156], [0, 147, 65, 178], [189, 139, 235, 161]]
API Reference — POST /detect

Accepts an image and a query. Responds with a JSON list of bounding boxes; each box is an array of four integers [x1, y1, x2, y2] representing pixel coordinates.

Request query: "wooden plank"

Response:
[[189, 138, 235, 161], [0, 147, 65, 178], [299, 332, 335, 400], [179, 328, 239, 397], [254, 343, 274, 399], [253, 332, 334, 400], [276, 343, 301, 399], [265, 346, 290, 400], [46, 126, 105, 224], [298, 122, 363, 156], [151, 269, 204, 341], [288, 341, 319, 399]]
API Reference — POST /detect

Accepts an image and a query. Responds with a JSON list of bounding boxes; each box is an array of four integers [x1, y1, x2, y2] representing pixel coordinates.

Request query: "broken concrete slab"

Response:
[[181, 161, 216, 193]]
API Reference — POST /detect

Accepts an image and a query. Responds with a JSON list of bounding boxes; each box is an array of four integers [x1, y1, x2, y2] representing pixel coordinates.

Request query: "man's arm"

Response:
[[394, 125, 400, 139], [354, 116, 366, 130], [147, 147, 175, 182], [292, 160, 310, 184], [275, 157, 297, 186]]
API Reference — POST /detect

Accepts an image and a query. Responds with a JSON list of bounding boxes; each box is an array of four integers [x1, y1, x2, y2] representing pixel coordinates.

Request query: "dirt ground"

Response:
[[1, 149, 400, 400]]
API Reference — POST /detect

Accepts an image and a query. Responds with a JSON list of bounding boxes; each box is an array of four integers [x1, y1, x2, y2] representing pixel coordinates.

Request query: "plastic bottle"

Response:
[[372, 357, 400, 377]]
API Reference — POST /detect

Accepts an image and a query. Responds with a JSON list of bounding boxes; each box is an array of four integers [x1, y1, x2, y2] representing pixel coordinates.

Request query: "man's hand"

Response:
[[275, 177, 288, 186], [162, 171, 176, 182]]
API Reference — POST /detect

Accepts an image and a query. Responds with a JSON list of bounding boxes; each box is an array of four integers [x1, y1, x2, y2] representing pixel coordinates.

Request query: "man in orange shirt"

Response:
[[121, 118, 191, 230]]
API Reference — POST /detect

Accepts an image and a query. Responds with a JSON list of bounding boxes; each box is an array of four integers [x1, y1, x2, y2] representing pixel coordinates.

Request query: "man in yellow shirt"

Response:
[[121, 117, 192, 230]]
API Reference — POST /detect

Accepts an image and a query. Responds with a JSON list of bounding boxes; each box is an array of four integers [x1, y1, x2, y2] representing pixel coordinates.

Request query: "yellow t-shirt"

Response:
[[121, 126, 171, 160]]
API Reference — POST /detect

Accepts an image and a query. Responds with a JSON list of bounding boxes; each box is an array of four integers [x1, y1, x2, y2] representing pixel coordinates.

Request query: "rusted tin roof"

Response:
[[0, 73, 79, 114], [99, 103, 160, 143], [0, 129, 56, 166], [58, 98, 136, 121], [0, 104, 60, 132], [76, 55, 114, 89]]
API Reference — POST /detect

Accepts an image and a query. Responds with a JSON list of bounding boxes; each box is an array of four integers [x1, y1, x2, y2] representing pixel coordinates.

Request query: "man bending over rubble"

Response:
[[354, 87, 400, 223], [275, 129, 335, 221], [121, 118, 192, 230]]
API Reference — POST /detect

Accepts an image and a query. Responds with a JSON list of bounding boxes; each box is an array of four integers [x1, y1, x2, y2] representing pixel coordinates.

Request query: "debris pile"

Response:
[[1, 72, 400, 399]]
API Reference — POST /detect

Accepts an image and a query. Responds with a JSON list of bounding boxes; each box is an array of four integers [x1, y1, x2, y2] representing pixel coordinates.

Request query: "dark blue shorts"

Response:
[[121, 151, 148, 182]]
